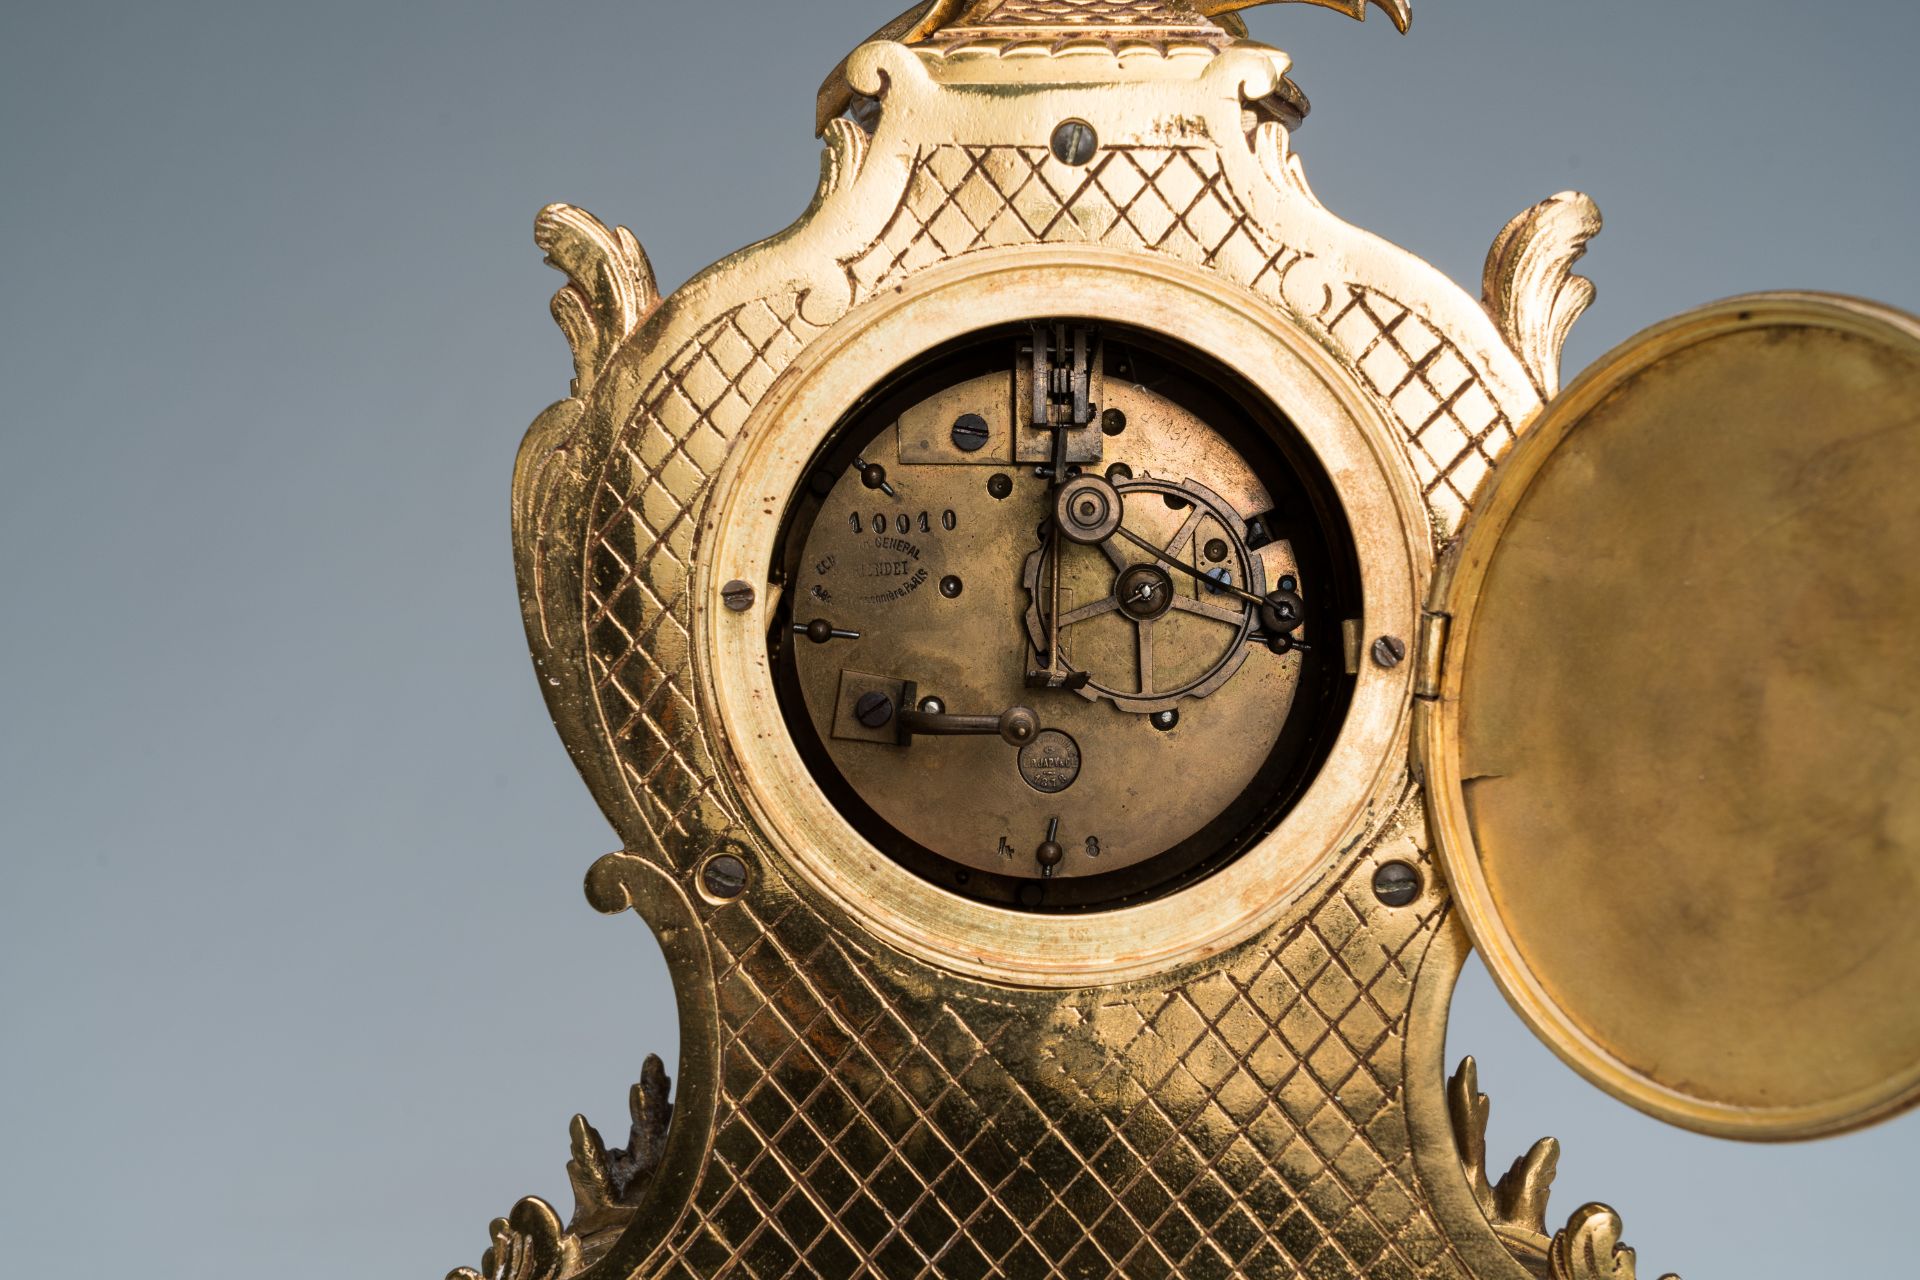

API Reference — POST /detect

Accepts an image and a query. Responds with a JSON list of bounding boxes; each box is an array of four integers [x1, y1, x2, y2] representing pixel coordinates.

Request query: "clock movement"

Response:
[[449, 4, 1920, 1278], [773, 320, 1360, 909]]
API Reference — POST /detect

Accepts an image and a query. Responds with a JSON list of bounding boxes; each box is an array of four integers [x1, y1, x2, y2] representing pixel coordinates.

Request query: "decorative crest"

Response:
[[815, 0, 1410, 133]]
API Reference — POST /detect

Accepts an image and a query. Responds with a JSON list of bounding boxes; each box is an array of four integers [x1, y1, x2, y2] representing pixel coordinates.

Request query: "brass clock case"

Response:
[[1421, 293, 1920, 1141], [462, 2, 1920, 1276]]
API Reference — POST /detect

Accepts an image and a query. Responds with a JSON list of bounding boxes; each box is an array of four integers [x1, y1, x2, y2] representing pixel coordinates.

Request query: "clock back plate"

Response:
[[1422, 293, 1920, 1140]]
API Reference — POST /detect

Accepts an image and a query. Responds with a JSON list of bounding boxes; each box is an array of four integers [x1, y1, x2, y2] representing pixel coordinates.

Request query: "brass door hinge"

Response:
[[1414, 610, 1449, 701]]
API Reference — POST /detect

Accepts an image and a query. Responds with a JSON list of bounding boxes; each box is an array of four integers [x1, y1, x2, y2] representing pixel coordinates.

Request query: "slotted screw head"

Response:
[[702, 852, 748, 900], [854, 691, 894, 728], [1373, 861, 1420, 907], [1050, 119, 1097, 166], [951, 414, 989, 452]]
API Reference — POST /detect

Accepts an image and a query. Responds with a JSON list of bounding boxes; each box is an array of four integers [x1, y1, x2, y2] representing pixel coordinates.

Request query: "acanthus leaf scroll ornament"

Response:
[[447, 1196, 574, 1280], [1482, 192, 1604, 399], [1448, 1056, 1560, 1271], [512, 203, 659, 644], [448, 1058, 674, 1280], [1446, 1057, 1681, 1280], [535, 203, 659, 402], [1549, 1205, 1680, 1280], [566, 1055, 674, 1241]]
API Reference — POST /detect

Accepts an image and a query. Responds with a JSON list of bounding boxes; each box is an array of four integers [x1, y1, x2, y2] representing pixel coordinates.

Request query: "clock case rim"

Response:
[[699, 245, 1430, 986]]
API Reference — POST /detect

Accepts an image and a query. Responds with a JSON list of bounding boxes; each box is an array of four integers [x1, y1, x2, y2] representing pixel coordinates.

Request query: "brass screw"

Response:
[[951, 414, 989, 452], [1050, 119, 1097, 166], [1373, 861, 1420, 907], [701, 851, 748, 900]]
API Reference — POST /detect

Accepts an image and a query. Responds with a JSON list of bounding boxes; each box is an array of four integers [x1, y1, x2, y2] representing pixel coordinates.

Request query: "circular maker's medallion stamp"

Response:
[[1018, 730, 1081, 794]]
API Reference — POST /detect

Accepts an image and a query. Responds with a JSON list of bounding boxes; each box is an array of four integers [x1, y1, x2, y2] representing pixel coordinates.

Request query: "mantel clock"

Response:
[[448, 4, 1920, 1277]]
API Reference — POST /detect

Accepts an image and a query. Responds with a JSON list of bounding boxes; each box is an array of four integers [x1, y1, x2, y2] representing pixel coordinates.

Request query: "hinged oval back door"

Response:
[[1419, 293, 1920, 1140]]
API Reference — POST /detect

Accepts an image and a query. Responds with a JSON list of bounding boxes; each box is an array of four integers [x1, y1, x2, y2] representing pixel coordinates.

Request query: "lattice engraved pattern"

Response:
[[1327, 290, 1515, 534], [585, 295, 822, 869], [572, 131, 1502, 1277], [841, 143, 1512, 533], [638, 836, 1467, 1280], [966, 0, 1216, 27]]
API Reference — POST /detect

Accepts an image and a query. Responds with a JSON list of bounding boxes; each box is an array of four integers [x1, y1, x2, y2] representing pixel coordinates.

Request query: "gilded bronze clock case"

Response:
[[456, 4, 1920, 1279]]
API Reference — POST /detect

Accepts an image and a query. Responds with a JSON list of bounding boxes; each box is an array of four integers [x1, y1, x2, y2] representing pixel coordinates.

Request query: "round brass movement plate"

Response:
[[1425, 294, 1920, 1140]]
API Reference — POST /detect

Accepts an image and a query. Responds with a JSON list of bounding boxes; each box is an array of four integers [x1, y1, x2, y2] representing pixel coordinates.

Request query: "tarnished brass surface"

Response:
[[1423, 294, 1920, 1141]]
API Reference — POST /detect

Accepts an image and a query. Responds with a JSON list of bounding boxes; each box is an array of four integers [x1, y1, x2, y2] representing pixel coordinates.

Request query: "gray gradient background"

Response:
[[2, 2, 1915, 1276]]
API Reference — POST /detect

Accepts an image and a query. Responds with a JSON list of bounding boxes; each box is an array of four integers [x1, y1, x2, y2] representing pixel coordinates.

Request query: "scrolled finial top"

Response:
[[816, 0, 1408, 134]]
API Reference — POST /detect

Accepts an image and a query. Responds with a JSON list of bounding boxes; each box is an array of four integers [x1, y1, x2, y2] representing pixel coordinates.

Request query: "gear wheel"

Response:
[[1022, 475, 1267, 714]]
